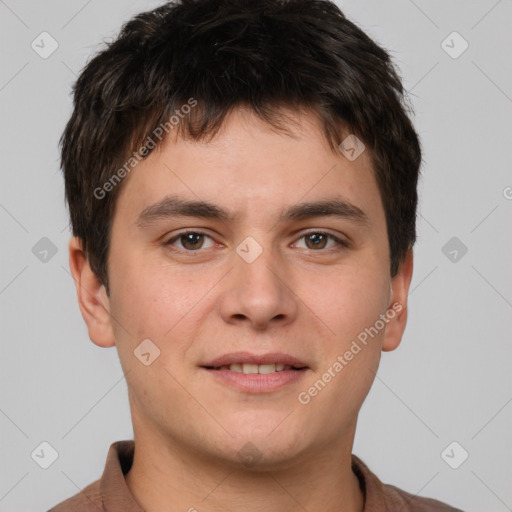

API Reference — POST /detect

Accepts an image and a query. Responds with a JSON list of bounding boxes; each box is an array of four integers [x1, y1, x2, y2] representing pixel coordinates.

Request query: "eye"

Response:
[[294, 231, 349, 251], [164, 230, 349, 254], [165, 231, 215, 251]]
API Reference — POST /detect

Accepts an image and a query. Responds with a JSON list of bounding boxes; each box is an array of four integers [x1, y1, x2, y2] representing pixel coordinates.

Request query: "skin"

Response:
[[69, 106, 413, 512]]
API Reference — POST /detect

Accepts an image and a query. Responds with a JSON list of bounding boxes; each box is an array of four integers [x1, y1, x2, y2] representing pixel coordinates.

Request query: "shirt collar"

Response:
[[100, 440, 143, 511]]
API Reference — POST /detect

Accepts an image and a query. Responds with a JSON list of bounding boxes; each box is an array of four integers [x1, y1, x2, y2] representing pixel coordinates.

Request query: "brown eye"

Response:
[[295, 232, 348, 251], [304, 233, 329, 250], [165, 231, 214, 251]]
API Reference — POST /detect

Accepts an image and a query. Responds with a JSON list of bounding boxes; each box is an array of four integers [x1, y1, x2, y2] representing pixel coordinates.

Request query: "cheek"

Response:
[[109, 248, 207, 337], [296, 269, 386, 428], [316, 265, 389, 402], [303, 263, 389, 346], [109, 258, 227, 386], [108, 259, 208, 415]]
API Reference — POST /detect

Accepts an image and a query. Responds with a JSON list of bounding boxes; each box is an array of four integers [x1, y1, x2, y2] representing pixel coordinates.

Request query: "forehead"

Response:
[[112, 107, 384, 230]]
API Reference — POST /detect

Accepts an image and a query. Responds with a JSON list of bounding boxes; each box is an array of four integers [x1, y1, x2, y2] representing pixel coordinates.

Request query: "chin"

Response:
[[212, 421, 310, 470]]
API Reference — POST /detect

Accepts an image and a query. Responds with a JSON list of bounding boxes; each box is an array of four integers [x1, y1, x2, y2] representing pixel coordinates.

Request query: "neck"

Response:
[[125, 427, 364, 512]]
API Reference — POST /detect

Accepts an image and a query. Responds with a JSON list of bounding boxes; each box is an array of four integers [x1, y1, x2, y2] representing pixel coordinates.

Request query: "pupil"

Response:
[[307, 233, 326, 249], [183, 233, 202, 250]]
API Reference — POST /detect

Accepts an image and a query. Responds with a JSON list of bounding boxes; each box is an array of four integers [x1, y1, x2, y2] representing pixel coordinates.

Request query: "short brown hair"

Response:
[[60, 0, 422, 296]]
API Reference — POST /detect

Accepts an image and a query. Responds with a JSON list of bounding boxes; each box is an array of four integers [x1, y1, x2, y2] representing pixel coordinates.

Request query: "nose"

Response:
[[217, 241, 298, 331]]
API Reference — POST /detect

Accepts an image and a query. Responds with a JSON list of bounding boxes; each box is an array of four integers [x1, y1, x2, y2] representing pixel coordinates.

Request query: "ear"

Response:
[[381, 248, 414, 352], [68, 236, 115, 348]]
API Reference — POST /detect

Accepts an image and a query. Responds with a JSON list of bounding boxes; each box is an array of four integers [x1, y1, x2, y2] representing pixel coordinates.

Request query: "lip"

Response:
[[200, 352, 310, 394], [200, 367, 309, 393], [201, 351, 309, 368]]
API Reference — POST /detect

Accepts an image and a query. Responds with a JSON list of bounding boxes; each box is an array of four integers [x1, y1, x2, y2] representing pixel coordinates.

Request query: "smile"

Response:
[[205, 363, 306, 374]]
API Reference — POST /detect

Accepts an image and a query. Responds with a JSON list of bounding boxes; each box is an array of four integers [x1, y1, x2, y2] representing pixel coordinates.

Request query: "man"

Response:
[[50, 0, 463, 510]]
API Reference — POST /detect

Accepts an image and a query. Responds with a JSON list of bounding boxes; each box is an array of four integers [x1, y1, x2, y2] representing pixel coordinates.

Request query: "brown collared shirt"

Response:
[[48, 440, 464, 511]]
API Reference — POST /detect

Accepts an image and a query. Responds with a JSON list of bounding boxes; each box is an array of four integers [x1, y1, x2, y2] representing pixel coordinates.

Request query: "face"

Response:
[[70, 107, 413, 470]]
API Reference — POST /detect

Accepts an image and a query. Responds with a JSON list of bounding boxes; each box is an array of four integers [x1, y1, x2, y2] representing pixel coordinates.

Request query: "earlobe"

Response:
[[381, 249, 414, 352], [68, 236, 116, 348]]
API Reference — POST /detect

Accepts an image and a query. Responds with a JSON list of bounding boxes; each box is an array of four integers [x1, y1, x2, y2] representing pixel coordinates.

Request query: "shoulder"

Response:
[[381, 482, 465, 511], [46, 478, 103, 512], [351, 454, 465, 512], [45, 440, 137, 512]]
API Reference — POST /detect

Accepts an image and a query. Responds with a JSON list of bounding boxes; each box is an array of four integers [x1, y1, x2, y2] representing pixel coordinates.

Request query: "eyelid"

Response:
[[292, 229, 350, 249], [164, 228, 350, 251], [164, 229, 216, 249]]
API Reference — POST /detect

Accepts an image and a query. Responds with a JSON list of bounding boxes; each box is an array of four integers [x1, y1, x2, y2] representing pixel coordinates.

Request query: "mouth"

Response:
[[202, 363, 308, 374], [199, 352, 310, 393], [201, 351, 309, 369]]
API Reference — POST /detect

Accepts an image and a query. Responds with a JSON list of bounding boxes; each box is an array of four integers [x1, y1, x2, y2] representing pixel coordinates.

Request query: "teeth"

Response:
[[223, 363, 294, 373], [243, 363, 259, 374], [257, 364, 276, 374]]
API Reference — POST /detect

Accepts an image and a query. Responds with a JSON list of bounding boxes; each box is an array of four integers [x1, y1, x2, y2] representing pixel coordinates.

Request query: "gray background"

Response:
[[1, 1, 511, 510]]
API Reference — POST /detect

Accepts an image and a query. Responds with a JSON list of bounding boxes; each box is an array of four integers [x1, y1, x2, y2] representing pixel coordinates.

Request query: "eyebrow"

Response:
[[135, 194, 371, 229]]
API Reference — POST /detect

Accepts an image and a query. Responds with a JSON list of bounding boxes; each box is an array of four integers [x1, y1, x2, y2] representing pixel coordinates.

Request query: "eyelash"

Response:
[[164, 230, 350, 253]]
